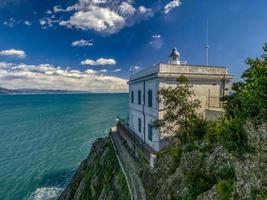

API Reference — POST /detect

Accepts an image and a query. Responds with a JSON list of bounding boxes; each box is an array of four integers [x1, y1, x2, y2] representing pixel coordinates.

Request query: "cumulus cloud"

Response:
[[53, 5, 66, 13], [149, 34, 163, 49], [0, 49, 26, 58], [81, 58, 116, 66], [72, 39, 94, 47], [39, 17, 60, 29], [57, 0, 153, 34], [24, 20, 32, 26], [164, 0, 182, 14], [3, 18, 16, 27], [0, 62, 127, 92]]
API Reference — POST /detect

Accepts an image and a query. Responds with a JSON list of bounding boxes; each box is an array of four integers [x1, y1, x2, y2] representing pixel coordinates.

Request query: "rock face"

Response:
[[141, 122, 267, 200], [59, 137, 130, 200]]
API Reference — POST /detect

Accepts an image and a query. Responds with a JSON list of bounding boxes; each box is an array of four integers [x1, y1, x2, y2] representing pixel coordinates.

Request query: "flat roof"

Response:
[[129, 63, 233, 82]]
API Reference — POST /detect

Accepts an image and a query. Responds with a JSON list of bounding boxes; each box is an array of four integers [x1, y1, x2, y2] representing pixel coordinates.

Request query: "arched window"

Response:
[[138, 90, 141, 105], [131, 91, 134, 103], [138, 118, 142, 133], [148, 90, 152, 107]]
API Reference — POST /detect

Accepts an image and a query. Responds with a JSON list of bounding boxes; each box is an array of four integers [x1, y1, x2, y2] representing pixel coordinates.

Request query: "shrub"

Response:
[[216, 165, 235, 181], [206, 117, 248, 153], [216, 180, 234, 200], [186, 167, 216, 198], [157, 145, 183, 165]]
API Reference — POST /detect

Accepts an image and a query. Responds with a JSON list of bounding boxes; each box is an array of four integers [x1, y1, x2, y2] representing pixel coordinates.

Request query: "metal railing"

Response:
[[116, 117, 156, 160]]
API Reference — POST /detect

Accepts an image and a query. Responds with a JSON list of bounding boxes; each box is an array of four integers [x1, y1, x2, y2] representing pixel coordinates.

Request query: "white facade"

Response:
[[128, 62, 233, 151]]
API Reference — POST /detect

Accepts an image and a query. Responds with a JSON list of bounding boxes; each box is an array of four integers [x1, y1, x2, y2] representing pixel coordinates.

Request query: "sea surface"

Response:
[[0, 93, 128, 200]]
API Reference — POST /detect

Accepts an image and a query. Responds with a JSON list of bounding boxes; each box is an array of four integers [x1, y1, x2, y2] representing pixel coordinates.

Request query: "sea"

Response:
[[0, 93, 128, 200]]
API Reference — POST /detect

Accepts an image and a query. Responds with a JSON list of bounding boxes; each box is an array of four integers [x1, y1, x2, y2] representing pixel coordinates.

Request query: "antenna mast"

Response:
[[205, 21, 209, 66]]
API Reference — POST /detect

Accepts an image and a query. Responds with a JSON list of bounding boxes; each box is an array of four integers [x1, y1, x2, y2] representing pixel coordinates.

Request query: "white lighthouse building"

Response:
[[127, 48, 233, 151]]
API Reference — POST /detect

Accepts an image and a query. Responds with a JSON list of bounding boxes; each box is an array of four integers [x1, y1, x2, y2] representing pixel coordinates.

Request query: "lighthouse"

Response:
[[169, 47, 180, 64]]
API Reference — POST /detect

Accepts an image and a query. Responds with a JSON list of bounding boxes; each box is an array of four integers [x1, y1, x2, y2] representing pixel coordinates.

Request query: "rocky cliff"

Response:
[[140, 122, 267, 200], [59, 122, 266, 200], [59, 137, 130, 200]]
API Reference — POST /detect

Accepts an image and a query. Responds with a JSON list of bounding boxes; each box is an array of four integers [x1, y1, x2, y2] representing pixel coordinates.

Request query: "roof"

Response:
[[129, 63, 233, 83]]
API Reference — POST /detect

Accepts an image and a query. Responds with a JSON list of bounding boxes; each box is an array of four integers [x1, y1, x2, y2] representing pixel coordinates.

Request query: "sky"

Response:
[[0, 0, 266, 92]]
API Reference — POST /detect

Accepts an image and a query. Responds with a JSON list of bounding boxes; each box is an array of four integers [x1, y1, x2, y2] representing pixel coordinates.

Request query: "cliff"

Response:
[[140, 122, 267, 200], [59, 137, 130, 200], [59, 122, 266, 200]]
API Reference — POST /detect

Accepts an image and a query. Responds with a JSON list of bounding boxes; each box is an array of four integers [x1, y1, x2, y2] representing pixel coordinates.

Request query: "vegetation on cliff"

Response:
[[59, 137, 130, 200], [141, 44, 267, 200]]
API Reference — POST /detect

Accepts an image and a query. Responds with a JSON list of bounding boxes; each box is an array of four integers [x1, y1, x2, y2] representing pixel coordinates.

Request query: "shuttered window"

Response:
[[138, 118, 142, 133], [131, 91, 134, 103], [138, 90, 141, 104], [148, 90, 152, 107]]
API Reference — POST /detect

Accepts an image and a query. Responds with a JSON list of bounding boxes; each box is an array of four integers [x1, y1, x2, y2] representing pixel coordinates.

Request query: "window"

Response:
[[131, 91, 134, 103], [148, 90, 152, 107], [148, 124, 153, 141], [138, 118, 142, 133], [138, 90, 141, 105]]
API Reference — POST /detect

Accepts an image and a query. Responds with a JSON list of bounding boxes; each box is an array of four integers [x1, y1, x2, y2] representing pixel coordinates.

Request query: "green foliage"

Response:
[[157, 145, 183, 163], [215, 165, 235, 181], [81, 140, 130, 200], [155, 75, 201, 142], [216, 180, 234, 200], [206, 117, 248, 153], [224, 44, 267, 121], [186, 163, 216, 198]]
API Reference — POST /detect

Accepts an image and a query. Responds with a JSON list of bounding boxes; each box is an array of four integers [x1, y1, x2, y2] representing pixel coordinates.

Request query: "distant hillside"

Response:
[[0, 87, 87, 94]]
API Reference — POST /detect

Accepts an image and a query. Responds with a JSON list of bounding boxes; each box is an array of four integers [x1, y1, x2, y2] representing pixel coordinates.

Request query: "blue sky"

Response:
[[0, 0, 266, 92]]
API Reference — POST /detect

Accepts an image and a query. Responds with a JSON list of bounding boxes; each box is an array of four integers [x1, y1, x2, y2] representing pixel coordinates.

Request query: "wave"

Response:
[[27, 187, 64, 200]]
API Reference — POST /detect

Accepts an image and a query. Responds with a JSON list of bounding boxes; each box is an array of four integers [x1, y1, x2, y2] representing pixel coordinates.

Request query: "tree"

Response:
[[154, 75, 201, 142], [224, 43, 267, 122]]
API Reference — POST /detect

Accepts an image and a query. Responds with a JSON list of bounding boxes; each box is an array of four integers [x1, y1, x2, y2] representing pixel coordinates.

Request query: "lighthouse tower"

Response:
[[169, 47, 180, 64]]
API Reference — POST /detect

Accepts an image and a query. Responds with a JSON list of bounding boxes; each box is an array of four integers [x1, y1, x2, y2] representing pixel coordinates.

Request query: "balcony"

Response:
[[115, 117, 157, 160]]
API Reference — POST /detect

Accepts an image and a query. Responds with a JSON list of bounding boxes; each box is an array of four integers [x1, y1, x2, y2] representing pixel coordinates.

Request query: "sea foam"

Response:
[[27, 187, 63, 200]]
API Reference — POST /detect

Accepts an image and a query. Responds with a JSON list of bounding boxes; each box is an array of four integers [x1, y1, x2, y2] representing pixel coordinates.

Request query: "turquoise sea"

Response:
[[0, 93, 128, 200]]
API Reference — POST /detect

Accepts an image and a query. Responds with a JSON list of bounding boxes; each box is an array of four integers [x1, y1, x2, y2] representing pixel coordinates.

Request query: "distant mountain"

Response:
[[0, 87, 88, 94]]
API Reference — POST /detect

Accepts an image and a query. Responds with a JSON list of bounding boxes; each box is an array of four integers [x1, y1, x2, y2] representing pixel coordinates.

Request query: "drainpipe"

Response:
[[222, 73, 226, 108], [142, 80, 146, 152]]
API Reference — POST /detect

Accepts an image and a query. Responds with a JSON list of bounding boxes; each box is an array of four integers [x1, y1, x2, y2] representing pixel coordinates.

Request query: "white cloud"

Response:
[[152, 34, 161, 39], [57, 0, 153, 34], [39, 17, 60, 29], [0, 49, 26, 58], [53, 5, 66, 13], [46, 10, 52, 15], [99, 69, 108, 72], [24, 20, 32, 26], [60, 7, 125, 34], [81, 58, 116, 66], [130, 65, 141, 72], [150, 34, 164, 49], [113, 68, 121, 72], [72, 39, 93, 47], [0, 62, 127, 92], [3, 18, 16, 27], [39, 19, 46, 26], [164, 0, 182, 14]]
